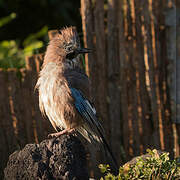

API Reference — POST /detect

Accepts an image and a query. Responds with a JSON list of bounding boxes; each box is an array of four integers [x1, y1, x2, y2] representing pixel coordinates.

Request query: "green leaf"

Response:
[[23, 41, 43, 56], [0, 13, 16, 27], [23, 26, 48, 46]]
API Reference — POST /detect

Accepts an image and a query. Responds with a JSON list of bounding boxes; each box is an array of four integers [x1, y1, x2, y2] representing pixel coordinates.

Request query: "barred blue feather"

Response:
[[70, 87, 103, 137], [70, 88, 118, 169]]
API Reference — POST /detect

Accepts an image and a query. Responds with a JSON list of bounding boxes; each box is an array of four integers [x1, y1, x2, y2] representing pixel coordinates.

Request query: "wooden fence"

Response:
[[0, 54, 54, 179], [0, 0, 179, 178], [81, 0, 180, 176]]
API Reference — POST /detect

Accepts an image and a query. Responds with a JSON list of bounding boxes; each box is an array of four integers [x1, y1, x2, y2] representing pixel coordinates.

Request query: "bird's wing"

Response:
[[64, 69, 90, 97], [70, 87, 118, 170], [70, 87, 104, 143]]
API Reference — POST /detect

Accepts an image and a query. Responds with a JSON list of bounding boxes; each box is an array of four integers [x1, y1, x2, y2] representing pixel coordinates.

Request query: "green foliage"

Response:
[[0, 0, 81, 69], [0, 14, 47, 69], [0, 40, 25, 69], [23, 26, 48, 47], [0, 36, 45, 69], [99, 149, 180, 180], [0, 13, 16, 28], [0, 7, 48, 69]]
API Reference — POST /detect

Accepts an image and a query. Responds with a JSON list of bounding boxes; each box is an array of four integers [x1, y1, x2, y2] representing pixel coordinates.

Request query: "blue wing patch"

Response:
[[70, 87, 103, 132], [70, 88, 118, 169]]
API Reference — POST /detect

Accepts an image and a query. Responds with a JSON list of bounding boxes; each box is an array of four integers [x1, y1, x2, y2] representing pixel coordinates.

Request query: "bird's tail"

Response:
[[77, 124, 119, 174], [96, 126, 119, 174]]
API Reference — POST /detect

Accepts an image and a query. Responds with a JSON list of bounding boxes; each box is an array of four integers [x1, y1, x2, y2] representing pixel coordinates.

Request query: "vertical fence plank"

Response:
[[107, 0, 122, 163], [121, 0, 141, 157], [155, 0, 175, 155], [165, 0, 180, 156], [118, 0, 133, 160], [81, 0, 100, 177], [94, 0, 108, 133], [151, 0, 165, 151], [176, 1, 180, 156], [7, 69, 27, 147], [127, 0, 142, 156], [21, 56, 37, 143], [140, 0, 161, 149], [0, 70, 10, 179], [134, 0, 153, 152], [0, 70, 18, 179], [81, 0, 97, 98]]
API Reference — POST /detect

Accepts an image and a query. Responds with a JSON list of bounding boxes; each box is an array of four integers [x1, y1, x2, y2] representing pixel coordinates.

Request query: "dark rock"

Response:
[[4, 135, 89, 180]]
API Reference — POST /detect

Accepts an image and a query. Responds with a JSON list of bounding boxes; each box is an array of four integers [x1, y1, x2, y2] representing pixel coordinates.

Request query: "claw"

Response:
[[48, 128, 75, 138]]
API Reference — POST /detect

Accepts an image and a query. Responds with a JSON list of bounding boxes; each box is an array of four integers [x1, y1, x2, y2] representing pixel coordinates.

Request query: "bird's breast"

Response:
[[36, 62, 76, 129]]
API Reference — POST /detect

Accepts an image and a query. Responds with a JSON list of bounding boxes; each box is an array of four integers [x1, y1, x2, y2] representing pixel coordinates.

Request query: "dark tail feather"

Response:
[[97, 127, 119, 174]]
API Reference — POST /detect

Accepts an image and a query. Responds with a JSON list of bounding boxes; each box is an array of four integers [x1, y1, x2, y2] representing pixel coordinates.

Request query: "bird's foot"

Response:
[[48, 128, 75, 138]]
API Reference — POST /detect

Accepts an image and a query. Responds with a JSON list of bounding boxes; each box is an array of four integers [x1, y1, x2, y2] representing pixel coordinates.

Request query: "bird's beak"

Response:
[[76, 48, 92, 54]]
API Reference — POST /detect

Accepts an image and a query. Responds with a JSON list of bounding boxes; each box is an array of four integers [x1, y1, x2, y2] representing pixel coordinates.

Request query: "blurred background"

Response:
[[0, 0, 179, 179], [0, 0, 81, 69]]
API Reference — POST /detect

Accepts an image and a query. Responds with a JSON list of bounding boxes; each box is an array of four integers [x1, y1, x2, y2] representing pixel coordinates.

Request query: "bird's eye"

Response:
[[67, 46, 72, 51], [65, 44, 73, 52]]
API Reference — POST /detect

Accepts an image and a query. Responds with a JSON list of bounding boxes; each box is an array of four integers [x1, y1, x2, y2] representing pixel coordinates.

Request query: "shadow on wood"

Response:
[[4, 135, 89, 180]]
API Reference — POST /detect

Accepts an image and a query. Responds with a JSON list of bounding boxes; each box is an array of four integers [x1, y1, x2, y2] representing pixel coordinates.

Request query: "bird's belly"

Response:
[[37, 62, 82, 130], [39, 79, 81, 130], [40, 90, 67, 129], [38, 76, 68, 130]]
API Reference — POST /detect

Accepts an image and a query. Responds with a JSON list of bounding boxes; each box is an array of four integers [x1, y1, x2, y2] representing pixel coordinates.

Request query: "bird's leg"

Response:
[[48, 128, 75, 138]]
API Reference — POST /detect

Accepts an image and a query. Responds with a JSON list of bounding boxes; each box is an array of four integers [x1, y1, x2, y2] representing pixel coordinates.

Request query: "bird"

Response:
[[35, 26, 118, 170]]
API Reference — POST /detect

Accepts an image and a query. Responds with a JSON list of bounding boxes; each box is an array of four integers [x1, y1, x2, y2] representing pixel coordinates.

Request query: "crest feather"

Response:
[[58, 26, 79, 44]]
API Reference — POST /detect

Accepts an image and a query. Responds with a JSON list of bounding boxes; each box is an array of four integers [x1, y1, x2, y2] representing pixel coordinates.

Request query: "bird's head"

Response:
[[58, 26, 91, 60], [45, 26, 91, 66]]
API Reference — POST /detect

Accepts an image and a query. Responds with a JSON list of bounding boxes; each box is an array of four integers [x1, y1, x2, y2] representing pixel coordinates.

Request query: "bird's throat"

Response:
[[65, 58, 79, 69]]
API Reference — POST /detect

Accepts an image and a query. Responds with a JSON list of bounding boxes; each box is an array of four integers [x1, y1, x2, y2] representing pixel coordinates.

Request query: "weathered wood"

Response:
[[81, 0, 179, 166], [139, 0, 161, 150], [26, 54, 46, 142], [0, 70, 17, 179], [94, 0, 108, 134], [81, 0, 100, 177], [118, 0, 131, 160], [134, 0, 152, 152], [6, 69, 27, 147], [81, 0, 97, 99], [126, 0, 141, 156], [165, 1, 180, 124], [107, 0, 122, 164], [151, 0, 165, 151], [154, 1, 175, 156], [176, 15, 180, 121]]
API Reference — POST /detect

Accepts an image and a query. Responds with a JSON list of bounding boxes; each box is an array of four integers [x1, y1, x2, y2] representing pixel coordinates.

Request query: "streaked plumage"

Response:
[[36, 27, 118, 169]]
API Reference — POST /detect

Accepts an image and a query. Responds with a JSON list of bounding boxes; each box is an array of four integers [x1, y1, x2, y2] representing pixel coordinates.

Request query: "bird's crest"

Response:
[[57, 26, 80, 48]]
